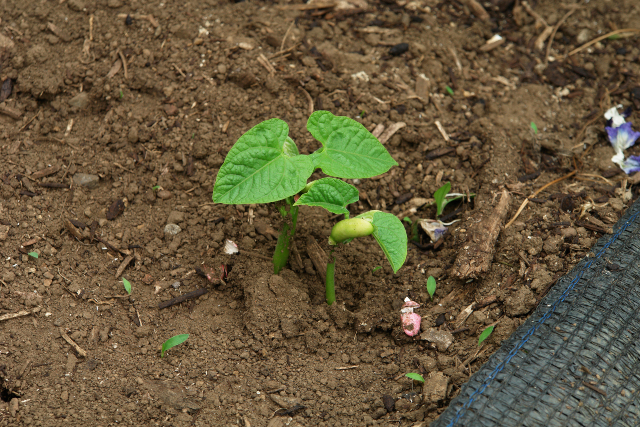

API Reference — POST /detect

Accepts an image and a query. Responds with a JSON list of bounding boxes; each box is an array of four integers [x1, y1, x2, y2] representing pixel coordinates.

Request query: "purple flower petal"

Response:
[[622, 155, 640, 174], [607, 122, 640, 152]]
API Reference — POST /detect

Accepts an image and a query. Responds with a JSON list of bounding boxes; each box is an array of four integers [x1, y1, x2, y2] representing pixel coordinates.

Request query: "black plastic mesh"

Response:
[[432, 199, 640, 427]]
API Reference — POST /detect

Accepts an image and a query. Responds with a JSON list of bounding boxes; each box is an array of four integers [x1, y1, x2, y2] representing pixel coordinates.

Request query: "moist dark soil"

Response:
[[1, 0, 640, 425]]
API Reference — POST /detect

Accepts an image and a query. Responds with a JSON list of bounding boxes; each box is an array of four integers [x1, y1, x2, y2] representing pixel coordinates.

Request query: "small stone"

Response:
[[576, 29, 591, 45], [73, 173, 100, 189], [164, 224, 181, 237], [269, 394, 301, 409], [127, 127, 139, 143], [98, 218, 108, 227], [167, 210, 185, 224], [2, 271, 15, 283], [420, 328, 454, 352], [61, 390, 69, 402], [543, 235, 563, 254], [561, 227, 577, 239], [382, 395, 395, 412], [107, 0, 123, 7], [504, 286, 536, 316], [193, 37, 204, 45], [157, 190, 172, 200], [389, 42, 409, 56], [171, 281, 180, 289], [0, 224, 9, 240], [217, 64, 227, 74], [9, 398, 18, 417], [163, 104, 178, 116], [66, 354, 77, 374], [67, 0, 85, 11], [425, 372, 448, 402], [69, 92, 89, 109]]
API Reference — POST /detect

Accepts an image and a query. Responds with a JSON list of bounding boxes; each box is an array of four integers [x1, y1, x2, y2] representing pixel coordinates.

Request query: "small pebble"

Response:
[[389, 42, 409, 56], [171, 281, 180, 289], [157, 190, 172, 200], [164, 223, 181, 237]]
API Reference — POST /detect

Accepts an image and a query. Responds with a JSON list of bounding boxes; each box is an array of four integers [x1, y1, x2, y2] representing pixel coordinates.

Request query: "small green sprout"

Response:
[[212, 111, 397, 275], [478, 325, 494, 346], [119, 90, 124, 99], [433, 182, 475, 217], [530, 121, 538, 134], [433, 182, 451, 217], [372, 266, 382, 273], [28, 251, 39, 259], [445, 86, 454, 96], [607, 34, 621, 40], [152, 185, 160, 191], [405, 373, 425, 383], [122, 277, 132, 295], [161, 334, 189, 358], [426, 276, 437, 300]]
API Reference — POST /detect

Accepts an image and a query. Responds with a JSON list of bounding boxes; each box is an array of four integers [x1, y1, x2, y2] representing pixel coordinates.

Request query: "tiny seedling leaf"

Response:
[[433, 182, 451, 217], [294, 178, 359, 215], [357, 211, 407, 274], [478, 325, 494, 346], [403, 216, 412, 224], [530, 121, 538, 134], [213, 118, 314, 204], [427, 276, 437, 300], [152, 185, 160, 191], [372, 266, 382, 273], [307, 111, 398, 179], [122, 277, 132, 295], [405, 373, 425, 383], [161, 334, 189, 358], [445, 86, 454, 96], [28, 251, 39, 258]]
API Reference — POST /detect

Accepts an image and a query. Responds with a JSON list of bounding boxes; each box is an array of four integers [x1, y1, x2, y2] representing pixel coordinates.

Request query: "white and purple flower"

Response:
[[605, 106, 640, 174]]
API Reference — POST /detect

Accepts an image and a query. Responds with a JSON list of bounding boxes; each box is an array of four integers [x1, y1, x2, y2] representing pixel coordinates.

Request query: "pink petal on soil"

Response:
[[402, 300, 421, 309], [401, 312, 422, 337]]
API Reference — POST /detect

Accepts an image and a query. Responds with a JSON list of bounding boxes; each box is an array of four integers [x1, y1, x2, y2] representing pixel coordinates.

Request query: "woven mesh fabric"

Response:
[[432, 199, 640, 427]]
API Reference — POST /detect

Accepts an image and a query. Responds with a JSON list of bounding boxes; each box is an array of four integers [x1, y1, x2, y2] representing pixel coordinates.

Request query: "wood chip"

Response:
[[0, 104, 22, 120], [0, 310, 30, 322], [64, 219, 85, 240], [32, 166, 60, 179], [372, 123, 385, 138], [60, 328, 87, 357], [460, 0, 489, 21], [106, 199, 125, 220], [307, 235, 328, 282], [115, 255, 134, 279], [434, 120, 450, 142], [107, 59, 122, 79], [452, 190, 511, 280], [415, 74, 430, 100], [378, 122, 406, 144]]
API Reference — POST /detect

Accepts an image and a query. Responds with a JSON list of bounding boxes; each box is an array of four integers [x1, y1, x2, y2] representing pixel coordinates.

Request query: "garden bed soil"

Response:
[[1, 0, 640, 425]]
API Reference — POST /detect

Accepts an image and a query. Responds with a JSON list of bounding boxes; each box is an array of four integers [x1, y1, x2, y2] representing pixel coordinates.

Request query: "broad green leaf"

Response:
[[28, 251, 39, 258], [478, 326, 494, 346], [427, 276, 436, 300], [434, 182, 451, 217], [161, 334, 190, 358], [294, 178, 359, 214], [213, 119, 314, 204], [357, 211, 407, 274], [307, 111, 398, 179], [122, 277, 132, 295], [405, 373, 425, 383]]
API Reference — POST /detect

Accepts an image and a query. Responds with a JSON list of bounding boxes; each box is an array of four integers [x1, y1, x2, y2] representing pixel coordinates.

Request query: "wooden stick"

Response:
[[545, 6, 579, 62], [505, 168, 577, 228], [568, 28, 640, 56], [115, 255, 134, 278], [60, 329, 88, 357], [0, 310, 30, 322], [158, 288, 208, 310], [452, 190, 511, 280], [118, 50, 128, 79]]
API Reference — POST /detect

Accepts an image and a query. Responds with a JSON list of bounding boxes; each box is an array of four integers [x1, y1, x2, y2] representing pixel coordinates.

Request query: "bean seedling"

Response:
[[433, 182, 474, 217], [405, 372, 425, 383], [122, 277, 132, 295], [212, 110, 397, 274], [478, 325, 494, 345], [426, 276, 437, 300], [161, 334, 189, 358]]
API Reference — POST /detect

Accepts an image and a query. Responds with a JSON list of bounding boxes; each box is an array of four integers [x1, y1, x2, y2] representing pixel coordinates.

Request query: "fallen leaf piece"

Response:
[[106, 199, 125, 220]]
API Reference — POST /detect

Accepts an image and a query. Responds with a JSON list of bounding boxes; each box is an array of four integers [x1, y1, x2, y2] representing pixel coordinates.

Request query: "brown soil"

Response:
[[1, 0, 640, 425]]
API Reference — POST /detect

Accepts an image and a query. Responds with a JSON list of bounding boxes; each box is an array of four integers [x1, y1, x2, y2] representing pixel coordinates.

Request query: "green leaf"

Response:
[[294, 178, 359, 214], [427, 276, 436, 300], [358, 211, 407, 274], [405, 373, 425, 383], [530, 121, 538, 134], [213, 119, 314, 204], [152, 185, 160, 191], [161, 334, 190, 358], [403, 216, 412, 224], [478, 326, 494, 346], [122, 277, 132, 295], [445, 86, 454, 96], [28, 251, 39, 259], [307, 111, 398, 179], [433, 182, 451, 217]]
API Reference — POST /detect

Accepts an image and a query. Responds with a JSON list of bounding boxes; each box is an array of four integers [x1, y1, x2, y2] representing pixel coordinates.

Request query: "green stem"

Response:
[[273, 196, 298, 274], [326, 250, 336, 305]]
